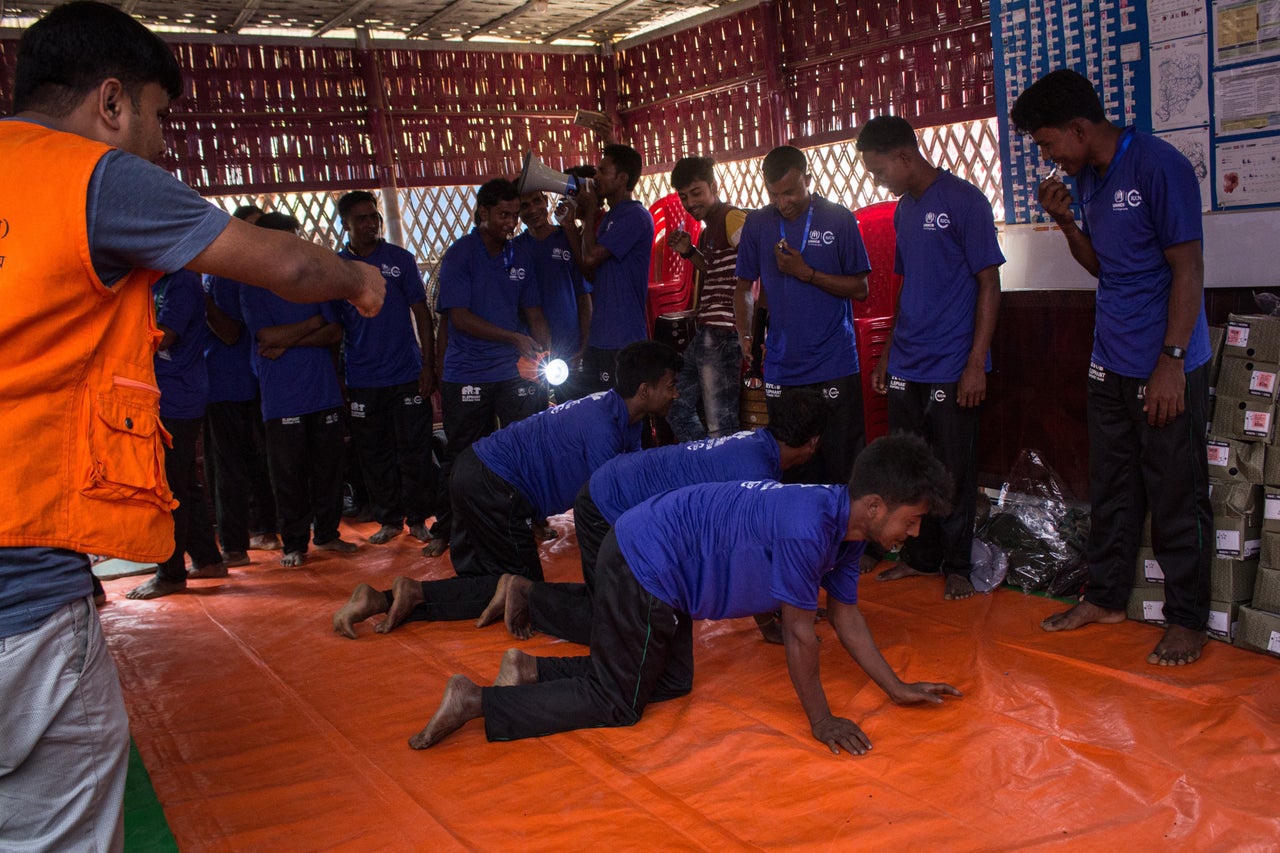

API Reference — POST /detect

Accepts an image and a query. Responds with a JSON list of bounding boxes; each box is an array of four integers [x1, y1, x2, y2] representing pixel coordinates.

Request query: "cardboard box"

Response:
[[1216, 355, 1280, 401], [1133, 547, 1165, 587], [1225, 313, 1280, 362], [1211, 555, 1259, 602], [1211, 393, 1276, 444], [1234, 605, 1280, 657], [1207, 436, 1265, 484], [1266, 491, 1280, 533], [1215, 515, 1262, 558], [1207, 599, 1241, 642], [1126, 587, 1166, 624], [1209, 481, 1263, 521], [1252, 565, 1280, 614], [1266, 445, 1280, 486], [1262, 531, 1280, 569], [1208, 324, 1226, 389]]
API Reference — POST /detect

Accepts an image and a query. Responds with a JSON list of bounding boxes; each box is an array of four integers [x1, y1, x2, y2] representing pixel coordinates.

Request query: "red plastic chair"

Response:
[[852, 199, 902, 442], [646, 193, 703, 335]]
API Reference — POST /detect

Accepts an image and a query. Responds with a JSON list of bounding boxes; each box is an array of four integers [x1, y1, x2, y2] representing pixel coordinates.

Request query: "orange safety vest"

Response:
[[0, 121, 176, 562]]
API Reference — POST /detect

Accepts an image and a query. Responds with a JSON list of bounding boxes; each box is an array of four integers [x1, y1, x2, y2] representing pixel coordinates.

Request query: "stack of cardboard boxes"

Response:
[[1207, 315, 1280, 658]]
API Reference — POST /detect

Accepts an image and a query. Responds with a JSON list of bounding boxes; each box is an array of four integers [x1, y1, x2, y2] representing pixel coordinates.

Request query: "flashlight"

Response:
[[518, 353, 570, 386]]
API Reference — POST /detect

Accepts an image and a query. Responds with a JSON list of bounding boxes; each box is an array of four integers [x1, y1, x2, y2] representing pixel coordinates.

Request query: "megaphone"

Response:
[[517, 152, 590, 197]]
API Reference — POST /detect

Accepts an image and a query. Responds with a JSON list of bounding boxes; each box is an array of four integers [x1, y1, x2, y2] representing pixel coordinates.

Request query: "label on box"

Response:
[[1143, 600, 1165, 621], [1217, 529, 1241, 553], [1246, 537, 1262, 557], [1252, 370, 1278, 395], [1207, 609, 1230, 635], [1207, 441, 1230, 467], [1245, 410, 1272, 436], [1270, 630, 1280, 653], [1228, 322, 1250, 347], [1267, 495, 1280, 521], [1144, 558, 1165, 582]]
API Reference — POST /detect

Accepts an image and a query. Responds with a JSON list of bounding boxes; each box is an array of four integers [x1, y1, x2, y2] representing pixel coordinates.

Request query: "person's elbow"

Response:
[[850, 273, 869, 301]]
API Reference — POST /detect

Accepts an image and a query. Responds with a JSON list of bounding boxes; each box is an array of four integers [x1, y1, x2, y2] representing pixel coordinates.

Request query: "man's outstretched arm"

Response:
[[779, 603, 873, 755], [825, 598, 961, 705]]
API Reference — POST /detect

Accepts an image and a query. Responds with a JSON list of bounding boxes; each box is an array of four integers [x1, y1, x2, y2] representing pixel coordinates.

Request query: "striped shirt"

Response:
[[695, 205, 748, 328]]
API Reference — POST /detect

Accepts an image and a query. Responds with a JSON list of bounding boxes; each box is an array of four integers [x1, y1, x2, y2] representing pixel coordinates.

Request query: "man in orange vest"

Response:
[[0, 4, 384, 850]]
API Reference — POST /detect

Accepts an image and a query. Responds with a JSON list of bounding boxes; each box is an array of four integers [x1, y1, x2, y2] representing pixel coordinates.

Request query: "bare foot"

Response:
[[220, 550, 251, 568], [475, 574, 512, 628], [1040, 601, 1126, 632], [858, 552, 881, 574], [421, 538, 448, 559], [187, 561, 228, 579], [282, 550, 306, 568], [332, 583, 389, 639], [944, 574, 976, 600], [249, 533, 282, 551], [1148, 624, 1207, 666], [377, 576, 424, 634], [494, 648, 538, 686], [876, 562, 930, 582], [533, 519, 558, 542], [408, 523, 431, 542], [369, 524, 402, 545], [315, 537, 358, 553], [504, 575, 535, 640], [125, 577, 186, 600], [408, 675, 483, 749]]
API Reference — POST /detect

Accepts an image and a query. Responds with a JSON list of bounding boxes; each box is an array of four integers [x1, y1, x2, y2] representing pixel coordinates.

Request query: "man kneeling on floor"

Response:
[[332, 340, 682, 637], [410, 433, 962, 755]]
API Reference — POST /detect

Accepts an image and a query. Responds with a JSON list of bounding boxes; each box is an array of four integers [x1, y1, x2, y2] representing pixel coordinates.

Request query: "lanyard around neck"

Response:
[[778, 201, 815, 256], [1080, 128, 1134, 207]]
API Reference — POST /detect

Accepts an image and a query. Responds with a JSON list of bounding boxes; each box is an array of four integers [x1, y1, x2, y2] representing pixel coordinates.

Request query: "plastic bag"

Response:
[[970, 539, 1008, 593]]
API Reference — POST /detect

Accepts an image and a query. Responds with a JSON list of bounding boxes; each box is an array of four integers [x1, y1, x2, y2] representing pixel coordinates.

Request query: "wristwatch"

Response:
[[1161, 344, 1187, 359]]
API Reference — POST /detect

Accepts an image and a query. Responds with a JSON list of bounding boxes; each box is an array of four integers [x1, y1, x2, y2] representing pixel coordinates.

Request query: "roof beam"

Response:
[[406, 0, 471, 39], [227, 0, 265, 33], [313, 0, 376, 37], [541, 0, 649, 44], [464, 0, 538, 41]]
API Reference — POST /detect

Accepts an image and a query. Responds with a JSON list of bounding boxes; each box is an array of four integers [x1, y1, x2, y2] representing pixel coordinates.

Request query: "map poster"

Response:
[[1158, 127, 1214, 208], [1216, 134, 1280, 205], [1151, 35, 1211, 127]]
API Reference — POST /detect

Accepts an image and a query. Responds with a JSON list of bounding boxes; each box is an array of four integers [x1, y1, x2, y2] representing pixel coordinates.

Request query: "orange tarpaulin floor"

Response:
[[100, 516, 1280, 851]]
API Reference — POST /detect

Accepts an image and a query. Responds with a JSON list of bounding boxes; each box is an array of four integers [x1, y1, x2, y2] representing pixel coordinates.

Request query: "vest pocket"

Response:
[[81, 378, 176, 510]]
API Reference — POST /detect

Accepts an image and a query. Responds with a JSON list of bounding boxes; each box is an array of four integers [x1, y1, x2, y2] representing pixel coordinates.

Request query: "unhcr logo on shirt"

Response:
[[381, 263, 402, 278], [923, 212, 951, 231], [509, 266, 528, 281], [806, 229, 835, 246]]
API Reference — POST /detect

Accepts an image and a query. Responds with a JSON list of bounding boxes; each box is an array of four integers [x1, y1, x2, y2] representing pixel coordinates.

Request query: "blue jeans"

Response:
[[668, 325, 742, 441]]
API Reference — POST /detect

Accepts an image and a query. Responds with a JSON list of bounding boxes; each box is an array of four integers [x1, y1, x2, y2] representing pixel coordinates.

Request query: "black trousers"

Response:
[[398, 447, 543, 623], [768, 372, 865, 485], [205, 398, 277, 552], [886, 377, 979, 579], [1085, 362, 1212, 630], [155, 415, 221, 584], [430, 377, 541, 541], [526, 482, 611, 644], [481, 530, 694, 742], [263, 408, 345, 554], [348, 381, 436, 528]]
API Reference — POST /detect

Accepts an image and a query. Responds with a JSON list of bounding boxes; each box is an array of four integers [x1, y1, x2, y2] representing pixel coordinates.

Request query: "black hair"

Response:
[[337, 190, 378, 220], [14, 1, 183, 116], [602, 143, 643, 191], [848, 432, 953, 516], [474, 178, 519, 225], [762, 145, 807, 184], [565, 164, 597, 180], [614, 341, 683, 398], [670, 156, 717, 191], [855, 115, 918, 154], [232, 204, 264, 221], [765, 388, 829, 447], [1010, 69, 1106, 134], [256, 211, 301, 233]]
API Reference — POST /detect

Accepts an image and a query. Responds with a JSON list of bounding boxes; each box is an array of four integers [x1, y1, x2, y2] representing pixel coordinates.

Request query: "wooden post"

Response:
[[354, 27, 405, 247], [759, 0, 790, 149]]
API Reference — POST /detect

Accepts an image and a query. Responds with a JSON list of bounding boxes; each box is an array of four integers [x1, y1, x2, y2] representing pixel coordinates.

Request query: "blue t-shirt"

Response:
[[588, 200, 654, 349], [436, 230, 540, 384], [472, 390, 641, 519], [1078, 129, 1209, 378], [239, 286, 343, 420], [590, 428, 782, 524], [153, 270, 210, 419], [203, 275, 259, 404], [615, 481, 864, 620], [736, 196, 871, 385], [516, 227, 591, 357], [889, 171, 1006, 383], [335, 241, 426, 388], [1, 120, 228, 639]]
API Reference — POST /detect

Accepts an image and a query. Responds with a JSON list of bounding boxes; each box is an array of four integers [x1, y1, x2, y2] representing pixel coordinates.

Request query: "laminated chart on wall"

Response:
[[993, 0, 1151, 224]]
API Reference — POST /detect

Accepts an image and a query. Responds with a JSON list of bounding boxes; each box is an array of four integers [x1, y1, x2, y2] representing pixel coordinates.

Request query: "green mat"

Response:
[[124, 740, 177, 852]]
